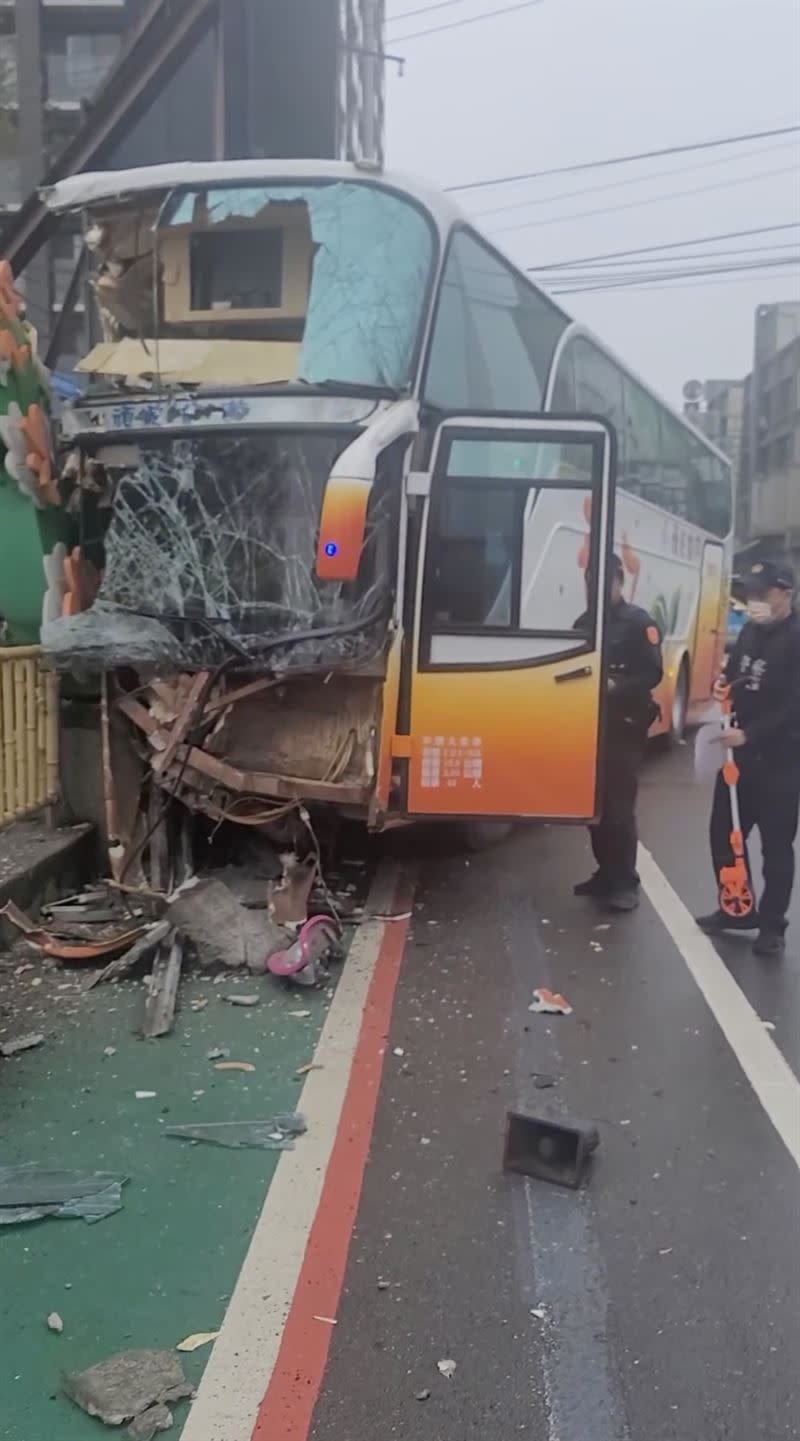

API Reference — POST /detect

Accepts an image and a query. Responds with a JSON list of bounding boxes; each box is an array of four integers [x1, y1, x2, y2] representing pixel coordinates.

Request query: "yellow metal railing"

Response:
[[0, 647, 59, 827]]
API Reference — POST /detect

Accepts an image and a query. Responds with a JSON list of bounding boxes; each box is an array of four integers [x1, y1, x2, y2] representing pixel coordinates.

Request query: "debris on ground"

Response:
[[0, 1032, 45, 1058], [529, 988, 573, 1015], [47, 1311, 64, 1333], [176, 1331, 219, 1353], [288, 1009, 311, 1019], [206, 1046, 229, 1061], [142, 932, 183, 1039], [437, 1359, 457, 1380], [223, 993, 260, 1007], [88, 921, 173, 990], [504, 1111, 600, 1189], [127, 1402, 174, 1440], [167, 878, 283, 970], [270, 853, 318, 927], [135, 1090, 157, 1100], [415, 1388, 431, 1402], [532, 1073, 557, 1090], [214, 1060, 255, 1073], [530, 1305, 547, 1321], [0, 899, 144, 963], [165, 1114, 306, 1150], [63, 1348, 192, 1430], [0, 1165, 127, 1225], [266, 914, 340, 987], [295, 1061, 322, 1076]]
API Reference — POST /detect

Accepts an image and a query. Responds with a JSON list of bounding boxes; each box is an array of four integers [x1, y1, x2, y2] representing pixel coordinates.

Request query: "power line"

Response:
[[388, 0, 471, 20], [554, 271, 800, 298], [550, 255, 800, 295], [390, 0, 543, 42], [529, 222, 800, 272], [545, 242, 800, 271], [470, 139, 800, 219], [492, 162, 798, 235], [446, 123, 800, 193]]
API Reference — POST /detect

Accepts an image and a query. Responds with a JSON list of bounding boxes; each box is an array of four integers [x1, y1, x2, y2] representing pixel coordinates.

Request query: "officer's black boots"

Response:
[[573, 872, 610, 897], [753, 929, 786, 958], [695, 909, 758, 934]]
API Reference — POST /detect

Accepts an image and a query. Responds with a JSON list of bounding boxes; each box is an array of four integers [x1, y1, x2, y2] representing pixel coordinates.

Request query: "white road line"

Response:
[[638, 844, 800, 1171], [181, 864, 402, 1441]]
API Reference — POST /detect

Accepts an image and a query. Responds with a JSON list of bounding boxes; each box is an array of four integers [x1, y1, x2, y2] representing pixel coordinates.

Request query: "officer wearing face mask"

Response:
[[697, 559, 800, 956]]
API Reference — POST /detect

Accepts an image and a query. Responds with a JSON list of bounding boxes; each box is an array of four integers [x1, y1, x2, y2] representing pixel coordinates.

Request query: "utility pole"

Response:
[[15, 0, 51, 351]]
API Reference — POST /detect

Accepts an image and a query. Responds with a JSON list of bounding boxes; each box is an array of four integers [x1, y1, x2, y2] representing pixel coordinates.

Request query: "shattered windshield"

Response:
[[43, 431, 396, 673], [163, 182, 435, 390]]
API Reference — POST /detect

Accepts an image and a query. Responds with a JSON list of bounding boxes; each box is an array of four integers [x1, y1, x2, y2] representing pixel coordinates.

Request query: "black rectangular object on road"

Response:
[[503, 1111, 599, 1189]]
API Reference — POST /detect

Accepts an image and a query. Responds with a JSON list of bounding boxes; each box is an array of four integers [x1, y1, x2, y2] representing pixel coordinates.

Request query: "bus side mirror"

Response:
[[316, 398, 418, 581]]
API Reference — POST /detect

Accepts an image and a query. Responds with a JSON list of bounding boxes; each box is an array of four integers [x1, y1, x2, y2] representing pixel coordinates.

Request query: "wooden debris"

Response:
[[86, 921, 173, 991], [143, 932, 183, 1039]]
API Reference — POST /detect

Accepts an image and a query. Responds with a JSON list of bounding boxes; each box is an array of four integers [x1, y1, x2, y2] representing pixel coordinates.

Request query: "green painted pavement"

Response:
[[0, 969, 334, 1439]]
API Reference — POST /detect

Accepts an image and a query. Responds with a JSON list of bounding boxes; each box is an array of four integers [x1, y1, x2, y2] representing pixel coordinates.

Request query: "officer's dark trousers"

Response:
[[591, 724, 644, 891], [710, 755, 800, 932]]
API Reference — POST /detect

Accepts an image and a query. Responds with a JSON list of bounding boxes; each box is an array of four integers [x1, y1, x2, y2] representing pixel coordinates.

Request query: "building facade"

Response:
[[742, 302, 800, 564], [1, 0, 385, 366]]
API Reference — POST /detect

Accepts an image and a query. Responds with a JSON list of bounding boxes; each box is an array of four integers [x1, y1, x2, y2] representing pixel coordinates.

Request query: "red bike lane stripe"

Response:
[[251, 882, 413, 1440]]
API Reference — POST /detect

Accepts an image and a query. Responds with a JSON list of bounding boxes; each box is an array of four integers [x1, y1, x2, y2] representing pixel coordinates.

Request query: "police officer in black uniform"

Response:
[[574, 555, 663, 912], [697, 558, 800, 957]]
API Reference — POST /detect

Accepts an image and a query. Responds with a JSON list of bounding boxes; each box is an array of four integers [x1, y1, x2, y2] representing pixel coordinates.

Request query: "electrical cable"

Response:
[[528, 221, 800, 272], [551, 270, 800, 298], [389, 0, 472, 20], [390, 0, 543, 42], [446, 123, 800, 193], [492, 163, 798, 236], [470, 139, 800, 219], [536, 241, 800, 270], [551, 255, 800, 295]]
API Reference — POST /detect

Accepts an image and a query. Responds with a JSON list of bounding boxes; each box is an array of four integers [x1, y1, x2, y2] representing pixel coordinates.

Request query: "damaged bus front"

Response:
[[42, 163, 437, 866]]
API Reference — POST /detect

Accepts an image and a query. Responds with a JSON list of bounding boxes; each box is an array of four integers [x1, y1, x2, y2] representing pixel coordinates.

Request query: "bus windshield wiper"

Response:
[[299, 379, 402, 399]]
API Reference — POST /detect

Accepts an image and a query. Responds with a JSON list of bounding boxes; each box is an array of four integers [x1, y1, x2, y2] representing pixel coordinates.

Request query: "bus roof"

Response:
[[41, 158, 468, 230]]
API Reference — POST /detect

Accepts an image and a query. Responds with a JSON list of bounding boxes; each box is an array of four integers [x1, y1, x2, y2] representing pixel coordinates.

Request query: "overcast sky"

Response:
[[384, 0, 800, 406]]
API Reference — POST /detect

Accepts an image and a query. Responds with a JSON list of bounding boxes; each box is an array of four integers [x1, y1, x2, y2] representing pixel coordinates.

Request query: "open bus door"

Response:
[[404, 416, 616, 821]]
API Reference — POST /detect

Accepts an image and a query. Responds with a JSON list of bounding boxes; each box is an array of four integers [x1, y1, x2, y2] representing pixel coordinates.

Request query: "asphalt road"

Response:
[[310, 744, 800, 1441]]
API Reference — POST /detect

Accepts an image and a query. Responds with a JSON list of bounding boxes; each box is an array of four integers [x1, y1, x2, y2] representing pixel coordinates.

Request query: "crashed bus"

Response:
[[32, 160, 731, 872]]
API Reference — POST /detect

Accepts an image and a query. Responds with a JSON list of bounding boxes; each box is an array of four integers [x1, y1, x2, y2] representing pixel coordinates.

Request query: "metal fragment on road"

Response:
[[437, 1359, 457, 1380]]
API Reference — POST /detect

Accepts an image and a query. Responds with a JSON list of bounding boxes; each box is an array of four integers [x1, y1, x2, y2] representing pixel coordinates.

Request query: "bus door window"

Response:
[[422, 435, 600, 668]]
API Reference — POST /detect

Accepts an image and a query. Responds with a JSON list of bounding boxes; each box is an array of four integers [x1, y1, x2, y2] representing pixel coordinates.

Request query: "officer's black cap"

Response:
[[744, 559, 795, 595]]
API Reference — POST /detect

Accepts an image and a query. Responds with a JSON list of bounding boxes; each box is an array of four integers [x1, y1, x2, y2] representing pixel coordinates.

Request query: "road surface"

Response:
[[2, 743, 798, 1441]]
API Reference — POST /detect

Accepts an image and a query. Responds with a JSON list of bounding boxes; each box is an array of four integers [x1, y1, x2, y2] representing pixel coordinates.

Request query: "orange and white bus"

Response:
[[42, 160, 732, 837]]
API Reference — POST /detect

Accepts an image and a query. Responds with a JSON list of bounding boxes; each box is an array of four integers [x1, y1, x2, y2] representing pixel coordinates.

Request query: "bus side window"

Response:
[[571, 337, 626, 472], [623, 376, 664, 506], [423, 229, 568, 413]]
